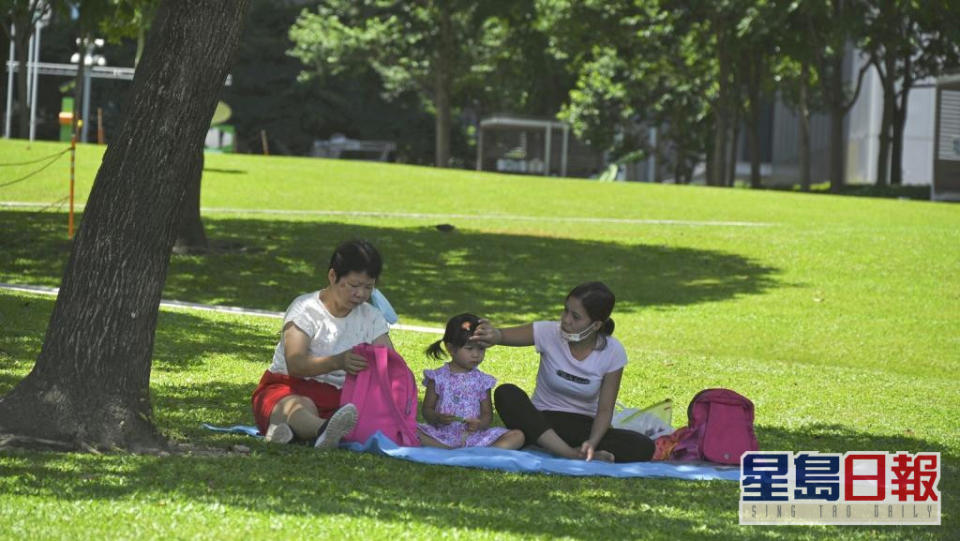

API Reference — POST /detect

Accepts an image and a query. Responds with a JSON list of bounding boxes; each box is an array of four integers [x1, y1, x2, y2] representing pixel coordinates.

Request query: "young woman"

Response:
[[472, 282, 655, 463]]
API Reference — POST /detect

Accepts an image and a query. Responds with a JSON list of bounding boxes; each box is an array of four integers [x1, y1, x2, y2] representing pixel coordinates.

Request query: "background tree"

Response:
[[806, 0, 871, 192], [466, 0, 573, 120], [228, 0, 435, 160], [0, 0, 249, 450], [66, 1, 115, 139], [540, 1, 718, 183], [862, 0, 960, 186], [99, 0, 159, 65], [735, 0, 784, 189], [697, 1, 740, 187], [1, 0, 54, 138], [289, 0, 511, 168], [775, 0, 828, 191]]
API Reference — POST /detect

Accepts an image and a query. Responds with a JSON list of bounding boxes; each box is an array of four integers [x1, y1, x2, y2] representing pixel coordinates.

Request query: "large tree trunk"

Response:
[[172, 148, 209, 254], [0, 0, 249, 451]]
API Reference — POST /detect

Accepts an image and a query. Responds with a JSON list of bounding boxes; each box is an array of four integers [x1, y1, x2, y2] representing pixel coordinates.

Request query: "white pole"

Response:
[[647, 126, 657, 182], [476, 124, 483, 171], [561, 124, 569, 177], [25, 32, 34, 123], [81, 66, 91, 143], [4, 25, 15, 138], [29, 22, 41, 142]]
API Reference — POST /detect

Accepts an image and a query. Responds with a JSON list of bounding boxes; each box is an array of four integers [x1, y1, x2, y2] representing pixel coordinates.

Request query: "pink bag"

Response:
[[339, 344, 420, 447], [666, 388, 758, 464]]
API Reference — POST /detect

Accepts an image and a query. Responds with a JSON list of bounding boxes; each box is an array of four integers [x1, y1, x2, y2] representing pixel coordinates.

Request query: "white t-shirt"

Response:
[[268, 291, 390, 388], [531, 321, 628, 416]]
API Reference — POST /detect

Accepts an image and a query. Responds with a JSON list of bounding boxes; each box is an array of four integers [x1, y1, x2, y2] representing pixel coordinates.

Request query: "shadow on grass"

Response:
[[152, 310, 275, 371], [202, 167, 246, 174], [0, 420, 951, 540], [0, 291, 273, 378], [0, 210, 780, 325]]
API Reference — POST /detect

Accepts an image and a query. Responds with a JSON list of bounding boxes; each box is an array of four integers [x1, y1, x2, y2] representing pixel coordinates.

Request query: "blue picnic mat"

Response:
[[201, 424, 739, 481]]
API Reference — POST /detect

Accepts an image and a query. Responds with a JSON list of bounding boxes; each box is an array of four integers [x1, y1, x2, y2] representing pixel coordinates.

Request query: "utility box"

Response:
[[205, 124, 235, 153], [933, 74, 960, 201]]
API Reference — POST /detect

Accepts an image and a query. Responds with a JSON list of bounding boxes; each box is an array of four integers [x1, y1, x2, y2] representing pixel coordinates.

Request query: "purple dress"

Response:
[[417, 364, 508, 448]]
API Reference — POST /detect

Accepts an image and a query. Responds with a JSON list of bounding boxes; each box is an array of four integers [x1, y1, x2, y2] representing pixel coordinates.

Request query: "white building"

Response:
[[771, 47, 939, 186]]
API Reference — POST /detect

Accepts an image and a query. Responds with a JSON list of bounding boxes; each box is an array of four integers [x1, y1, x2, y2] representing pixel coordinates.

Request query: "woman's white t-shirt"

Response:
[[531, 321, 628, 416], [268, 291, 390, 388]]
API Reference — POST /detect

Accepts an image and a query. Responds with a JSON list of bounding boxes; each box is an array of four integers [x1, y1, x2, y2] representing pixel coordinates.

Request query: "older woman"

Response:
[[251, 239, 393, 447], [472, 282, 654, 463]]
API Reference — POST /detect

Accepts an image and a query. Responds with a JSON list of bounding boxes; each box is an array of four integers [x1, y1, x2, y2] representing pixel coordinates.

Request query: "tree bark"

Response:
[[799, 61, 812, 192], [433, 2, 453, 168], [746, 56, 763, 189], [827, 52, 846, 192], [0, 0, 249, 451], [890, 90, 908, 186], [874, 56, 895, 187], [890, 58, 913, 186], [434, 72, 451, 168], [172, 148, 209, 254], [726, 112, 739, 187], [707, 17, 731, 187], [710, 105, 728, 187]]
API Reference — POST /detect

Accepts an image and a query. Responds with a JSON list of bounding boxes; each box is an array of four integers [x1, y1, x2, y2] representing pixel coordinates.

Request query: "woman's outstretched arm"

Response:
[[471, 320, 534, 347]]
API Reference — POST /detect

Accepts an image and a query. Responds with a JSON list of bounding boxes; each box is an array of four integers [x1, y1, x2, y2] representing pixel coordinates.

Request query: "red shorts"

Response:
[[251, 370, 341, 434]]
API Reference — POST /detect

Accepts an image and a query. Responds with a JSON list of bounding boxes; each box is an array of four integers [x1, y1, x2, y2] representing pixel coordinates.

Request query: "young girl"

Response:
[[418, 313, 525, 450]]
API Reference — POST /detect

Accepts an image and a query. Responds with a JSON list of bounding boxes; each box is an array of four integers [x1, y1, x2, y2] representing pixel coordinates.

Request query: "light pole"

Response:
[[3, 3, 51, 140], [70, 37, 105, 143], [4, 24, 14, 138]]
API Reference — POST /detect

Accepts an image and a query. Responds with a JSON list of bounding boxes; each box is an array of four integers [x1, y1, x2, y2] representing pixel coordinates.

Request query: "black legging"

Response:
[[494, 383, 655, 463]]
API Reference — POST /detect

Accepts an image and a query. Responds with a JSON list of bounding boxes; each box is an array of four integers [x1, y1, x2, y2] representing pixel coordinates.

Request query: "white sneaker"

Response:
[[314, 404, 358, 449], [264, 422, 294, 444]]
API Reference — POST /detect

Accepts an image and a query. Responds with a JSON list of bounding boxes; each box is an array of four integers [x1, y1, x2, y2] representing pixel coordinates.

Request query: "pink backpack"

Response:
[[339, 344, 420, 447], [667, 388, 758, 464]]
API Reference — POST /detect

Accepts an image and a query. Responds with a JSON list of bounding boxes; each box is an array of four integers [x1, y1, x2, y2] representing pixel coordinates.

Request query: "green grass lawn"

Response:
[[1, 138, 957, 539]]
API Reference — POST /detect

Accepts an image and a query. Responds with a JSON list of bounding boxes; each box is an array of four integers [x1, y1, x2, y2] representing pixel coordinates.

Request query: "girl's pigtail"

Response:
[[425, 339, 447, 360]]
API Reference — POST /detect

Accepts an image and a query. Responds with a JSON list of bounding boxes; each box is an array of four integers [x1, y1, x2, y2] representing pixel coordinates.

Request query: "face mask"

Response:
[[560, 322, 598, 342]]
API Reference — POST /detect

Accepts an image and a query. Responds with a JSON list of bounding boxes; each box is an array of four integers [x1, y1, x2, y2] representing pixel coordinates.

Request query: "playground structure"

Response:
[[476, 115, 603, 178]]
